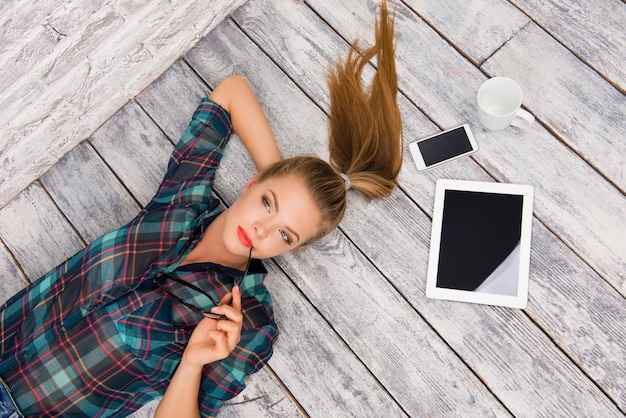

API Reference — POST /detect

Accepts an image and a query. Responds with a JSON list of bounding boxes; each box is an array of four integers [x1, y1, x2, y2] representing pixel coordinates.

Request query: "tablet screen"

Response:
[[437, 190, 523, 296]]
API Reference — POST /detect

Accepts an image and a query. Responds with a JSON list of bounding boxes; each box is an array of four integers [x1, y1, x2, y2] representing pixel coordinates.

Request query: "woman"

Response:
[[0, 1, 401, 416]]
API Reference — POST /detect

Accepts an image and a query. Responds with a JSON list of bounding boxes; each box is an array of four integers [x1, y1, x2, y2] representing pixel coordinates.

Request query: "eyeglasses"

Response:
[[153, 248, 253, 320]]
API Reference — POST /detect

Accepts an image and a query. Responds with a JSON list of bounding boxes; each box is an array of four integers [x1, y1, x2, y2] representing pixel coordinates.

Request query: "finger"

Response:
[[231, 284, 242, 312], [188, 318, 215, 344], [211, 303, 243, 324], [203, 330, 231, 361], [216, 319, 241, 334], [193, 317, 217, 336], [216, 320, 242, 348], [210, 330, 231, 359], [218, 292, 233, 306]]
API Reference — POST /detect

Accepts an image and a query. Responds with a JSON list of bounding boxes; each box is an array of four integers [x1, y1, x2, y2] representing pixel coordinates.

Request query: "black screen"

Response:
[[418, 127, 473, 166], [436, 190, 523, 295]]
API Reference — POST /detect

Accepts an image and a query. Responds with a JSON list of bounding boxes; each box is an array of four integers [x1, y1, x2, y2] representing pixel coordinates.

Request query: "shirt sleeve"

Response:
[[197, 322, 278, 417], [148, 97, 234, 208]]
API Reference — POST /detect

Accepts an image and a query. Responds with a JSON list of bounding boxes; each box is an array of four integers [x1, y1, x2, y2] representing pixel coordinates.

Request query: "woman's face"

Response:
[[221, 174, 322, 260]]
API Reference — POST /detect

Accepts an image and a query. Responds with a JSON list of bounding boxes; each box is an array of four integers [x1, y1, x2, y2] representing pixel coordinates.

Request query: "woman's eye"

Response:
[[280, 230, 292, 245], [262, 197, 271, 211]]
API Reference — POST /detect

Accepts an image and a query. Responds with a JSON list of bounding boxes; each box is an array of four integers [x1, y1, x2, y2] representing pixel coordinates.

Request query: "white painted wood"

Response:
[[0, 0, 248, 210], [228, 0, 626, 413], [396, 94, 626, 410], [480, 23, 626, 192], [511, 0, 626, 91], [40, 142, 141, 243], [263, 260, 409, 417], [2, 0, 625, 416], [89, 101, 174, 207], [128, 368, 306, 418], [134, 61, 211, 142], [401, 0, 530, 63], [0, 183, 85, 281], [0, 242, 28, 305], [203, 367, 306, 417]]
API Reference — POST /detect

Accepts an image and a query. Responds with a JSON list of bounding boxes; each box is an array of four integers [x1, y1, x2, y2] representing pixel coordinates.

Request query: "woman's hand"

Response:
[[182, 285, 243, 368], [155, 286, 243, 418]]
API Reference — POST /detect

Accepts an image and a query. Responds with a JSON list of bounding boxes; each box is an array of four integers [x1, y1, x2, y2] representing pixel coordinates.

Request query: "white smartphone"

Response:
[[409, 124, 478, 171]]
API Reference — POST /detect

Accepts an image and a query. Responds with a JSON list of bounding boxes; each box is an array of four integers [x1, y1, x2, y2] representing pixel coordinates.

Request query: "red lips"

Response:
[[237, 226, 253, 248]]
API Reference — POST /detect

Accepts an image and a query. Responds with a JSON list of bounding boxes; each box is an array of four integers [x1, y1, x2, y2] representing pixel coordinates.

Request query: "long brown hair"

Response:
[[259, 0, 402, 244]]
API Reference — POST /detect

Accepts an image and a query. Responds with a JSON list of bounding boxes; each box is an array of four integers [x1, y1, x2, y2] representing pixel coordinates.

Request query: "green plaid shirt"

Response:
[[0, 98, 278, 417]]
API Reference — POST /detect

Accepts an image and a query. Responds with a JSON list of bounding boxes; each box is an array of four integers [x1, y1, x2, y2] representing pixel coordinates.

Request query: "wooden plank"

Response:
[[0, 18, 58, 93], [0, 241, 29, 305], [40, 142, 141, 243], [89, 100, 174, 207], [0, 0, 247, 210], [305, 0, 626, 294], [128, 367, 306, 418], [135, 61, 211, 142], [263, 261, 408, 416], [395, 97, 626, 411], [0, 183, 85, 281], [229, 0, 626, 414], [217, 368, 306, 417], [401, 0, 529, 64], [0, 1, 123, 93], [138, 57, 414, 417], [481, 23, 626, 193], [511, 0, 626, 91], [185, 17, 511, 416]]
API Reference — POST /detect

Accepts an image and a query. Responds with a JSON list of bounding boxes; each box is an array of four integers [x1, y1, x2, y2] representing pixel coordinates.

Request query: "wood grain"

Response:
[[0, 0, 248, 210], [511, 0, 626, 91], [1, 0, 624, 416], [306, 0, 626, 297], [401, 0, 530, 64], [231, 0, 626, 413], [0, 183, 84, 281], [481, 23, 626, 192], [40, 142, 141, 243], [89, 101, 174, 207], [0, 242, 28, 305]]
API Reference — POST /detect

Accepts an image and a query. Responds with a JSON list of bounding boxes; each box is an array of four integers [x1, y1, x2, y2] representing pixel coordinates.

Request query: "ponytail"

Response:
[[258, 0, 402, 244], [327, 0, 403, 200]]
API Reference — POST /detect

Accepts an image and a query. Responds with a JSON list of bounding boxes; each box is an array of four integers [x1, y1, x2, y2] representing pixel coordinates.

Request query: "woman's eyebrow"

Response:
[[269, 189, 300, 243]]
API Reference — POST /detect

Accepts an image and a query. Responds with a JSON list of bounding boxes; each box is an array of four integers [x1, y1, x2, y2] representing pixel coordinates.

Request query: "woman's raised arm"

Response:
[[210, 75, 281, 170]]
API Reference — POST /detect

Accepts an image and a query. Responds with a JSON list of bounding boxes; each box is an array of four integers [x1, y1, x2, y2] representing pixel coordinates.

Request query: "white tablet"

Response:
[[426, 179, 534, 308]]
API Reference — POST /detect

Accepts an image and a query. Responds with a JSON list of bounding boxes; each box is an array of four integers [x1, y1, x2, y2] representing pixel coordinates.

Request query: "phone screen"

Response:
[[417, 126, 474, 166]]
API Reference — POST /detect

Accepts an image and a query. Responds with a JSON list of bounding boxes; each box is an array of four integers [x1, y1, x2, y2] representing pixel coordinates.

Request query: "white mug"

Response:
[[477, 77, 535, 131]]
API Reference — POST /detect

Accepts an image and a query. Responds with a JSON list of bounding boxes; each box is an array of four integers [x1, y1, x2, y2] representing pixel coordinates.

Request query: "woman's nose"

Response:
[[253, 220, 268, 239]]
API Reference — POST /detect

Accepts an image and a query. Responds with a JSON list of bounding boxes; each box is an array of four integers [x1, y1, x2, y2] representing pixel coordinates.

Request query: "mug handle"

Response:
[[511, 108, 535, 128]]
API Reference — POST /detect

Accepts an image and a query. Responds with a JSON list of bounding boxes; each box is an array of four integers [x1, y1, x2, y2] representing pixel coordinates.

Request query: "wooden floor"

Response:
[[1, 0, 625, 416]]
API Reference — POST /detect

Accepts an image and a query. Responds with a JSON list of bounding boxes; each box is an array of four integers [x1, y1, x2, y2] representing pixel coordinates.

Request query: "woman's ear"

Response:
[[242, 172, 261, 192]]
